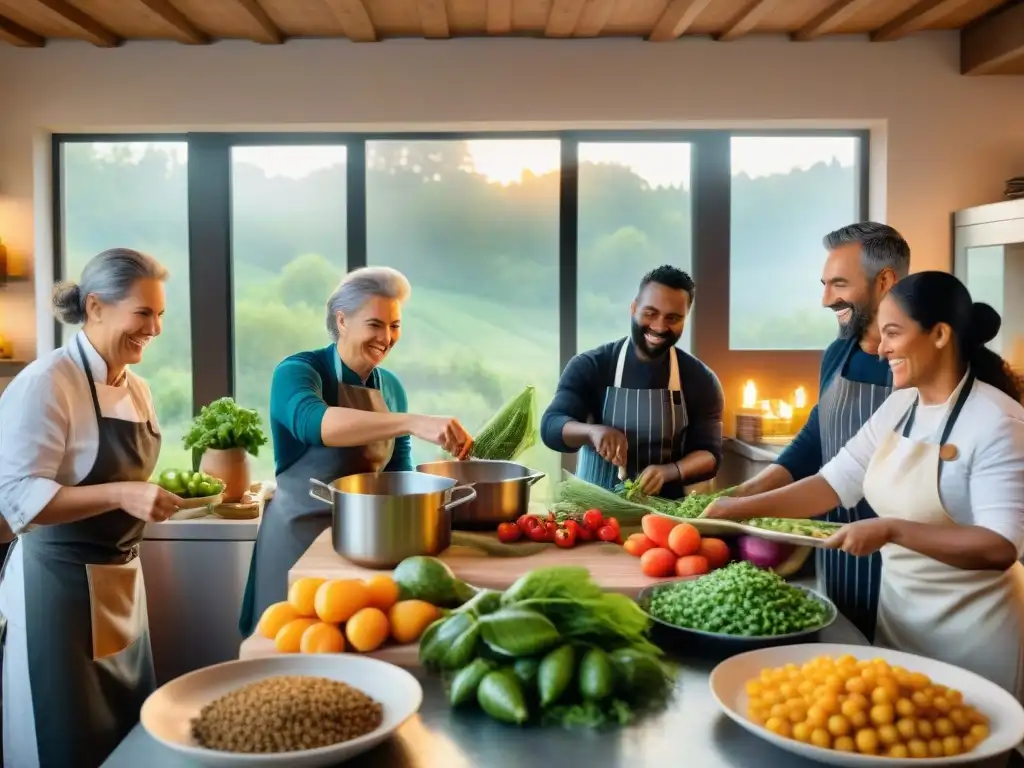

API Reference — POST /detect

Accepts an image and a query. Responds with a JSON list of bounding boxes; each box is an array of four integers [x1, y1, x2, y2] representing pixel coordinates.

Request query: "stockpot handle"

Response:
[[442, 484, 477, 512], [524, 471, 546, 486], [309, 478, 335, 506]]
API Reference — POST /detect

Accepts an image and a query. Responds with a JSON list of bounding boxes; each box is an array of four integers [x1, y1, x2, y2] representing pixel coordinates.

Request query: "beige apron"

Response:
[[862, 373, 1024, 704]]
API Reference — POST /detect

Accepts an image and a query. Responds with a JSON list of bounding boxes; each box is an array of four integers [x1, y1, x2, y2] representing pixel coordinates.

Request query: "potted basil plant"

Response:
[[183, 396, 268, 503]]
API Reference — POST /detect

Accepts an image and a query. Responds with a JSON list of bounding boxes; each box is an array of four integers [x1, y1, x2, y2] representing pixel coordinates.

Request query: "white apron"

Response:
[[862, 372, 1024, 704]]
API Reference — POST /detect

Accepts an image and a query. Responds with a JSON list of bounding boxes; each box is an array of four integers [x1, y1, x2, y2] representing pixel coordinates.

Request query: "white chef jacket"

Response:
[[0, 331, 159, 768], [820, 374, 1024, 556]]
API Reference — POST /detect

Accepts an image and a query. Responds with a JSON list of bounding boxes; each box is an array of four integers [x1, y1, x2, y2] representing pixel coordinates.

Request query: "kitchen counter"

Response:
[[104, 610, 1016, 768]]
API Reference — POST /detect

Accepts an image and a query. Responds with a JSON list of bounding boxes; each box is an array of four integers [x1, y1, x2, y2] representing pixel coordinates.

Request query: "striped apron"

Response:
[[576, 340, 688, 498], [817, 338, 892, 642]]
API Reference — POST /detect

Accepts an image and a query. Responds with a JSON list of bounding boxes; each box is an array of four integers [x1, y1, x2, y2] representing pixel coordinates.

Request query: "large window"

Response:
[[55, 130, 868, 484], [58, 141, 192, 472], [230, 145, 349, 480], [366, 140, 561, 490], [729, 136, 862, 351], [577, 142, 693, 354]]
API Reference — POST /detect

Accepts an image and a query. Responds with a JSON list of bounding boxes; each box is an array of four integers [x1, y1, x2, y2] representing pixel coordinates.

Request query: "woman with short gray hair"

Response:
[[0, 247, 182, 766], [239, 266, 474, 637]]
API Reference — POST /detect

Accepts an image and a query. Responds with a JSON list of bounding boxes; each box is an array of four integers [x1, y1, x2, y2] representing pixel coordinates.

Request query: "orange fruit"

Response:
[[299, 622, 346, 654], [256, 601, 301, 640], [314, 579, 372, 623], [345, 607, 390, 653], [274, 618, 319, 653], [287, 577, 326, 617], [388, 599, 441, 644], [366, 575, 400, 611]]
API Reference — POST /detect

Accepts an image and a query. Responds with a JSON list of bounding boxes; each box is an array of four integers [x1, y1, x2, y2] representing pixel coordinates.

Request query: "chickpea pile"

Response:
[[745, 654, 991, 758]]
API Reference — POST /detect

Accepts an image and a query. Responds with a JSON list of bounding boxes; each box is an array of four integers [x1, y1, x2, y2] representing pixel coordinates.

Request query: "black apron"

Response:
[[817, 338, 892, 642], [2, 336, 161, 767], [239, 363, 395, 638], [576, 339, 688, 499]]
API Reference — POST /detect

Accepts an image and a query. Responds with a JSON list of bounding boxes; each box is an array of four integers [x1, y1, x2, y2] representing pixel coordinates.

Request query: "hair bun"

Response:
[[969, 301, 1001, 347], [51, 281, 86, 325]]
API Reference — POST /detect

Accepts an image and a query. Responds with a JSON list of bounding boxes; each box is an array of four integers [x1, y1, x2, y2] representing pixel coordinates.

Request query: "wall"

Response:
[[0, 33, 1022, 371]]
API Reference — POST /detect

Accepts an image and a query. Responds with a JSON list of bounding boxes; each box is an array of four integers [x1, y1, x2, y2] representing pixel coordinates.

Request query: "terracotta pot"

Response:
[[200, 447, 251, 503]]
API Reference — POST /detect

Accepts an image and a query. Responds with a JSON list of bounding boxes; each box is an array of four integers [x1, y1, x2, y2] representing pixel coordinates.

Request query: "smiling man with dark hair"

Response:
[[540, 265, 724, 500], [727, 221, 911, 642]]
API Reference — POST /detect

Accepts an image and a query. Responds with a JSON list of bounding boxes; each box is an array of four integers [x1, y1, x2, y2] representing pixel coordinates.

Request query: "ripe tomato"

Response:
[[583, 509, 604, 531], [528, 524, 552, 543], [596, 524, 619, 542], [516, 515, 539, 534], [554, 527, 577, 548], [497, 522, 521, 543]]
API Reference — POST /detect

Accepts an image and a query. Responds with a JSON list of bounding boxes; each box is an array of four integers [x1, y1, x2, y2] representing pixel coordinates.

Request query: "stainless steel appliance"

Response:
[[309, 471, 476, 568], [953, 198, 1024, 375], [416, 459, 545, 529]]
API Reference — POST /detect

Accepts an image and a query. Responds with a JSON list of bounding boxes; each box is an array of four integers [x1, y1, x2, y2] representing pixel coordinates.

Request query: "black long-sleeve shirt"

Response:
[[541, 338, 725, 494]]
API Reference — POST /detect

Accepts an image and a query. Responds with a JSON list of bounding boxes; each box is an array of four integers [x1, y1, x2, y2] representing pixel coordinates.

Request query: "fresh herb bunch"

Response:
[[183, 397, 268, 457]]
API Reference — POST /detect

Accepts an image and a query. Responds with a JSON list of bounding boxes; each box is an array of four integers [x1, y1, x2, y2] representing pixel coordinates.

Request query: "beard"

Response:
[[631, 318, 680, 358], [829, 300, 874, 341]]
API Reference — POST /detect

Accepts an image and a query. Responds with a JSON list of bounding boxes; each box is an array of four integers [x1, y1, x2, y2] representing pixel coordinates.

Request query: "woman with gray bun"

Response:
[[0, 247, 182, 767]]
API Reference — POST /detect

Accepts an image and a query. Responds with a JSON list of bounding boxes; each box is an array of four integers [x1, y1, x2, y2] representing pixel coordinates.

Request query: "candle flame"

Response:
[[779, 401, 794, 419], [742, 380, 757, 409], [794, 386, 807, 409]]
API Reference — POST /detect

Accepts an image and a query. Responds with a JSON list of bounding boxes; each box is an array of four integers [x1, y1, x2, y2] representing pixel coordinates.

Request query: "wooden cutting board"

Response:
[[239, 633, 421, 666], [289, 529, 667, 596]]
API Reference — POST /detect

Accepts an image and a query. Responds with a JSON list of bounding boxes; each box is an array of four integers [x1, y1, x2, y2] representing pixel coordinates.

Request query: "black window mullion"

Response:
[[690, 132, 731, 362], [559, 136, 579, 475], [347, 139, 368, 271], [186, 133, 234, 412]]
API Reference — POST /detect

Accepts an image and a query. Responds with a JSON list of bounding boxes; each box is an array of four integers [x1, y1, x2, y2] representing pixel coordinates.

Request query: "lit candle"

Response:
[[736, 380, 764, 443]]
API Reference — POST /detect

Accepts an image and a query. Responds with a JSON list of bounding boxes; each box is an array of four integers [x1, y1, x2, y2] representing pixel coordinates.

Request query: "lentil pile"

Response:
[[645, 560, 832, 637], [191, 675, 384, 754]]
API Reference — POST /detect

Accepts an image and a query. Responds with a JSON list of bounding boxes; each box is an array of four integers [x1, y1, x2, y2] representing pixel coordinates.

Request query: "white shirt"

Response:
[[0, 331, 158, 533], [820, 374, 1024, 555]]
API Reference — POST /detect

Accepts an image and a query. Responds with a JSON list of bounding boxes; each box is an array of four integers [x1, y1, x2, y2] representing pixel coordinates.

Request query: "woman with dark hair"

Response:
[[706, 271, 1024, 700]]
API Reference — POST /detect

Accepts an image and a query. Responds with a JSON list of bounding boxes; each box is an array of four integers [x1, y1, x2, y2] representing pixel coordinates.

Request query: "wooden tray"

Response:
[[289, 530, 670, 595]]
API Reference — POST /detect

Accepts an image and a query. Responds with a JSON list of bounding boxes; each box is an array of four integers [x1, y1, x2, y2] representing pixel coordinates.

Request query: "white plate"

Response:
[[140, 654, 423, 767], [710, 643, 1024, 767]]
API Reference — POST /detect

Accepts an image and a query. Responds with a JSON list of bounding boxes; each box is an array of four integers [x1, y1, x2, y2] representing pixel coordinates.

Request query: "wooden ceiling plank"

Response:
[[136, 0, 210, 43], [0, 13, 45, 46], [232, 0, 284, 43], [417, 0, 450, 38], [961, 0, 1024, 75], [573, 0, 617, 37], [870, 0, 975, 42], [546, 0, 588, 36], [35, 0, 120, 46], [486, 0, 512, 34], [791, 0, 879, 41], [716, 0, 776, 41], [648, 0, 715, 42], [322, 0, 377, 41]]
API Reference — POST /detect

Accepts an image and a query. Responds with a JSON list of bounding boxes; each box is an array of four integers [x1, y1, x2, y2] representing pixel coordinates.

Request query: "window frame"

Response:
[[51, 129, 869, 471]]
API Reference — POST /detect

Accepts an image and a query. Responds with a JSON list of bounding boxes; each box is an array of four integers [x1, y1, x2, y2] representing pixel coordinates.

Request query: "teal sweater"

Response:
[[269, 344, 414, 476]]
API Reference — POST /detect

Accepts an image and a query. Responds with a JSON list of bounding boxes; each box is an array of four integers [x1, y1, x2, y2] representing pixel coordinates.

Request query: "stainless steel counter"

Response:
[[142, 516, 260, 685], [104, 608, 1016, 768]]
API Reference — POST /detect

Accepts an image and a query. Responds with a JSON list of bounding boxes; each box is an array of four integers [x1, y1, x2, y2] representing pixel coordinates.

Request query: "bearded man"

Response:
[[729, 222, 911, 641]]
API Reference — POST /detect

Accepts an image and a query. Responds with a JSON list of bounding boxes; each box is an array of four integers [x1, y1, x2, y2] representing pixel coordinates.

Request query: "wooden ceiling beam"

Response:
[[0, 13, 45, 47], [546, 0, 587, 36], [648, 0, 715, 42], [136, 0, 209, 43], [417, 0, 450, 38], [871, 0, 974, 42], [322, 0, 377, 41], [961, 0, 1024, 75], [233, 0, 283, 44], [35, 0, 120, 46], [716, 0, 776, 41], [791, 0, 878, 41], [572, 0, 616, 36]]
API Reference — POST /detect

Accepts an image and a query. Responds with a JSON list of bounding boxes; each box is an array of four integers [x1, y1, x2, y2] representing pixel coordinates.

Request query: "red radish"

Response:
[[668, 522, 701, 557], [641, 514, 678, 549]]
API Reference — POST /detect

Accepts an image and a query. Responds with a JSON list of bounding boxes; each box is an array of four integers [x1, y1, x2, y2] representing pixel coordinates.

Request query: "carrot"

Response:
[[640, 547, 677, 578], [641, 514, 678, 549], [698, 537, 731, 570], [668, 522, 701, 557], [675, 555, 710, 578]]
